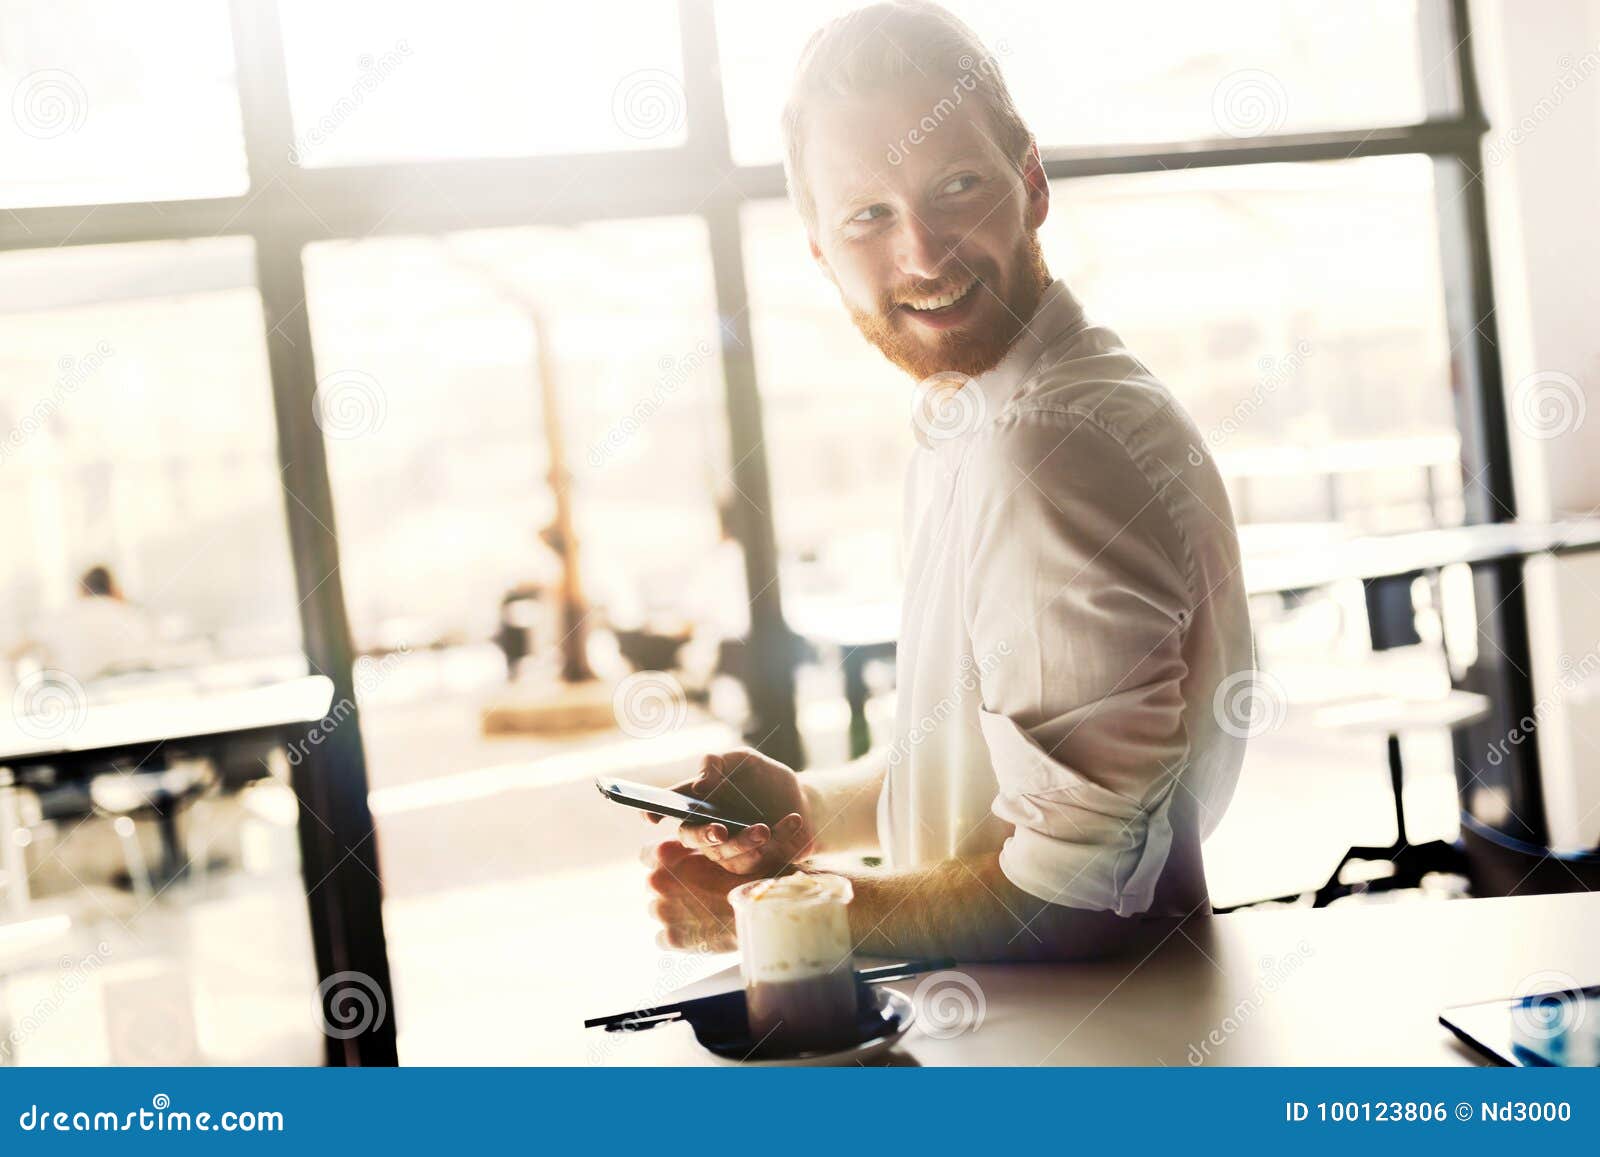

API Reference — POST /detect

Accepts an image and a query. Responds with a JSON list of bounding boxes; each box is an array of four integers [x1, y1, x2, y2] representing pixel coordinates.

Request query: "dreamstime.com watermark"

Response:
[[11, 68, 88, 139], [884, 642, 1012, 768], [885, 42, 1012, 166], [1, 942, 112, 1063], [285, 646, 411, 767], [1509, 369, 1586, 441], [911, 970, 986, 1039], [1484, 42, 1600, 167], [312, 369, 386, 440], [288, 40, 412, 166], [1212, 69, 1288, 138], [1212, 668, 1289, 740], [16, 1095, 283, 1134], [911, 370, 986, 443], [1484, 639, 1600, 767], [1185, 941, 1315, 1064], [10, 668, 88, 741], [588, 341, 714, 468], [0, 342, 114, 467], [1187, 341, 1313, 465], [612, 670, 689, 740], [611, 69, 686, 141], [315, 971, 387, 1040], [587, 943, 720, 1065]]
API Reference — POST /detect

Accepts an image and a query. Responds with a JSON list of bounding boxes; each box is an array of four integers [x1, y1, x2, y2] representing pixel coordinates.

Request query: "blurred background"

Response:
[[1, 0, 1598, 1065]]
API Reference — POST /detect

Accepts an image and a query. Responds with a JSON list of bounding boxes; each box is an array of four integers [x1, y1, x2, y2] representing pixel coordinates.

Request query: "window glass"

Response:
[[0, 0, 248, 208]]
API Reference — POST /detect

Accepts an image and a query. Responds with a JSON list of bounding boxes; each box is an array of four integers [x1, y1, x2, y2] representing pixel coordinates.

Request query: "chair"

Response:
[[1306, 689, 1492, 905], [0, 768, 35, 920], [88, 758, 214, 895]]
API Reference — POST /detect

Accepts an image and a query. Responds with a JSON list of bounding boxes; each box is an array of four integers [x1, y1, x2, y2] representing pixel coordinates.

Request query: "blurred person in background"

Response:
[[641, 1, 1254, 962], [10, 564, 159, 683]]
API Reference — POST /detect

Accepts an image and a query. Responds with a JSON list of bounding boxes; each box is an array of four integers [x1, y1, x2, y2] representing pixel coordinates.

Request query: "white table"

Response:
[[1243, 518, 1600, 596], [0, 675, 334, 766], [592, 892, 1600, 1066]]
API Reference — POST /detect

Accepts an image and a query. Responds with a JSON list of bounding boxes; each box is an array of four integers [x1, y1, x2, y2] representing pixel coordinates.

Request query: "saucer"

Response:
[[692, 987, 915, 1066]]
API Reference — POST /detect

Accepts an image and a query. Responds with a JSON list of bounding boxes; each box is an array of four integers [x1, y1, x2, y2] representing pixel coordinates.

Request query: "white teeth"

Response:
[[906, 281, 976, 311]]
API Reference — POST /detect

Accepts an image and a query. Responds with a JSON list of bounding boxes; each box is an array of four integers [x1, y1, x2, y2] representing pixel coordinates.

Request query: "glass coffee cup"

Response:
[[728, 872, 858, 1054]]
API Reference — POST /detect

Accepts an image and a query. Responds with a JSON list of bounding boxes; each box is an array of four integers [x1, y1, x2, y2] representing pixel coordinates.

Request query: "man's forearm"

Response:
[[798, 748, 887, 855], [811, 851, 1177, 963]]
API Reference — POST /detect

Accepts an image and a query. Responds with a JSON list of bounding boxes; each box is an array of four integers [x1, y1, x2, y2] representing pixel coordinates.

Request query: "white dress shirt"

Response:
[[875, 280, 1254, 917]]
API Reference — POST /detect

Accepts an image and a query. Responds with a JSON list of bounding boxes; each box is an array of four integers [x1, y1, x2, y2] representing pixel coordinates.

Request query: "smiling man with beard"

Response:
[[644, 1, 1255, 961]]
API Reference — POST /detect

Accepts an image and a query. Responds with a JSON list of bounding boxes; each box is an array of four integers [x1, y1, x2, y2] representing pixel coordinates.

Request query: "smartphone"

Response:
[[595, 776, 754, 833]]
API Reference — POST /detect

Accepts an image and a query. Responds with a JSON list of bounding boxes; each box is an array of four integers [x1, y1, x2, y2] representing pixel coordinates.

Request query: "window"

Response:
[[0, 238, 299, 660], [302, 218, 728, 651], [0, 0, 248, 208], [0, 237, 317, 1064], [715, 0, 1431, 166], [1043, 156, 1463, 532], [277, 0, 688, 167], [740, 199, 910, 606]]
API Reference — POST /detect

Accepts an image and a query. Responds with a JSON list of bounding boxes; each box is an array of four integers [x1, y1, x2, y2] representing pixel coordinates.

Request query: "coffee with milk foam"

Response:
[[730, 873, 858, 1053]]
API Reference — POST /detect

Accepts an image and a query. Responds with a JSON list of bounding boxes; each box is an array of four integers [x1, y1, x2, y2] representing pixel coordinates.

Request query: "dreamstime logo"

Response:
[[313, 370, 387, 439], [911, 371, 986, 443], [285, 645, 409, 768], [1212, 669, 1288, 740], [12, 69, 88, 139], [1188, 340, 1313, 464], [588, 943, 719, 1065], [613, 671, 688, 739], [0, 941, 112, 1062], [1510, 969, 1587, 1042], [0, 341, 114, 467], [587, 340, 714, 468], [1484, 42, 1600, 167], [885, 41, 1012, 165], [1510, 370, 1585, 440], [885, 642, 1011, 768], [353, 646, 410, 698], [912, 970, 985, 1039], [1186, 941, 1314, 1064], [12, 669, 87, 740], [288, 41, 412, 165], [1485, 639, 1600, 767], [315, 971, 387, 1039], [1211, 69, 1288, 138], [611, 69, 685, 141]]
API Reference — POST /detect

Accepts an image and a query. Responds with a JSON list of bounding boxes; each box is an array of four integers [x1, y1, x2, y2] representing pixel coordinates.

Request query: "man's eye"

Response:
[[940, 175, 979, 196], [850, 204, 889, 224]]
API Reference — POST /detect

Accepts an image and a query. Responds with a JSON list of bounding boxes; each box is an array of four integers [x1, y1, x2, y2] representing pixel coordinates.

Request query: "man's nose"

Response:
[[894, 214, 955, 282]]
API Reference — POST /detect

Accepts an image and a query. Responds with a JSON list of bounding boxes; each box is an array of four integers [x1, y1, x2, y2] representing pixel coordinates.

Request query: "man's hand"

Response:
[[643, 749, 815, 875], [642, 840, 746, 952]]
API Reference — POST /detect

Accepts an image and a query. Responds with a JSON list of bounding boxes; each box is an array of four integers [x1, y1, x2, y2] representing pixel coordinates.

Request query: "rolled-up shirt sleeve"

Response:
[[959, 408, 1195, 917]]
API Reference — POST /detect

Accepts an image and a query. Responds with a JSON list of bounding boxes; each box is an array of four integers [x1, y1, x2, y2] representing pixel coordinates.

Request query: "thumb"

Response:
[[769, 812, 811, 859], [691, 752, 725, 795]]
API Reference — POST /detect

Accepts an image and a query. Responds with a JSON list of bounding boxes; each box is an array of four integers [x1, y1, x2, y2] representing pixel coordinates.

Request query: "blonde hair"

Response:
[[780, 1, 1033, 231]]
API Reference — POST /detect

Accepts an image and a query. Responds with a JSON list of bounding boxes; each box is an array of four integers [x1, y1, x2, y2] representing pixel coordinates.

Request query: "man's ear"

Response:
[[1021, 142, 1049, 230], [808, 232, 837, 285]]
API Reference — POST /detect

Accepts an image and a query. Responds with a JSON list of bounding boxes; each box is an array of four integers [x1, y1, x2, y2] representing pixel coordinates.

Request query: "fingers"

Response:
[[716, 813, 810, 874], [674, 820, 727, 851], [642, 753, 729, 824], [769, 812, 809, 860], [639, 838, 695, 873], [682, 821, 771, 865], [685, 752, 724, 796]]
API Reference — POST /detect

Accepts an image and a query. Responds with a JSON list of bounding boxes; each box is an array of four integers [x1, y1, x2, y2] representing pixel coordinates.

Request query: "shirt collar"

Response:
[[911, 279, 1086, 453]]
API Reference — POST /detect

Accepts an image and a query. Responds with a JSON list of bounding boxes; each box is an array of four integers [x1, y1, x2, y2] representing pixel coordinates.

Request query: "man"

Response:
[[644, 1, 1253, 961]]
